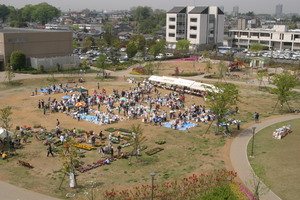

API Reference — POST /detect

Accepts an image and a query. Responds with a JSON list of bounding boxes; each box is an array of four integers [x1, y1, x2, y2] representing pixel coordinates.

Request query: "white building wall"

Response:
[[166, 13, 178, 43], [166, 6, 224, 50]]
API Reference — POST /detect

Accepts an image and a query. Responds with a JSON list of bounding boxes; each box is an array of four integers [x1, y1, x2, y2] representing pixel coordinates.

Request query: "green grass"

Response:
[[247, 119, 300, 200]]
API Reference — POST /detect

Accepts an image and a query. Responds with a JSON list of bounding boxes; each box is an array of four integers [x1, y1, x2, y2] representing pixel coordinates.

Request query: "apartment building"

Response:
[[166, 6, 224, 50], [228, 25, 300, 51]]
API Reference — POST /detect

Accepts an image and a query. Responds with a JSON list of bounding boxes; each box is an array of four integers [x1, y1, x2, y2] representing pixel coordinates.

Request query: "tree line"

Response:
[[0, 3, 60, 27]]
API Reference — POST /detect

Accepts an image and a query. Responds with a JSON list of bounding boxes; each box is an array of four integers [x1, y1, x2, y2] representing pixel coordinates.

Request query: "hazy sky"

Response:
[[1, 0, 299, 14]]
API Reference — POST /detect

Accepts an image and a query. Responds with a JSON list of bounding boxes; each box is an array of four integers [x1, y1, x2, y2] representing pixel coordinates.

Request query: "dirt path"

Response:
[[0, 180, 61, 200]]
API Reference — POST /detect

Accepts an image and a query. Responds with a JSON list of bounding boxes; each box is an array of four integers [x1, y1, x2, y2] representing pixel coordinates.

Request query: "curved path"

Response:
[[0, 181, 60, 200], [230, 114, 300, 200]]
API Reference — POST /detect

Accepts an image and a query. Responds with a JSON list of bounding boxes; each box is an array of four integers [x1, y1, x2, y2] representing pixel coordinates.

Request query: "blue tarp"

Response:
[[162, 122, 196, 131]]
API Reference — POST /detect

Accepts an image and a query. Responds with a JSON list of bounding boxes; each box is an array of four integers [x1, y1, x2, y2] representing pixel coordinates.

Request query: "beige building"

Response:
[[0, 28, 73, 71]]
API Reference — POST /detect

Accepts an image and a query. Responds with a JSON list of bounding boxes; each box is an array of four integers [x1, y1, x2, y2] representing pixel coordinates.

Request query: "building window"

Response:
[[190, 26, 197, 30], [190, 34, 197, 39], [190, 18, 197, 22], [169, 17, 175, 22], [169, 25, 175, 29], [169, 33, 175, 37]]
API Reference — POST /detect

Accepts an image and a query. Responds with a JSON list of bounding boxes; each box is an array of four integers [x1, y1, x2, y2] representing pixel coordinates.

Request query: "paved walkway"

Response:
[[230, 114, 300, 200], [0, 181, 61, 200]]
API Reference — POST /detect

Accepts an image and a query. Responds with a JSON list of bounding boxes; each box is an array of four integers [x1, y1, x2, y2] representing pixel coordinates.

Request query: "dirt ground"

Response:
[[0, 60, 289, 199]]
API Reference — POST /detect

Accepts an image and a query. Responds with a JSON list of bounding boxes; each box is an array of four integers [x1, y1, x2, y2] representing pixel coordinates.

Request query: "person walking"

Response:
[[117, 145, 122, 155], [99, 146, 105, 157], [47, 144, 54, 157], [43, 106, 47, 115], [110, 146, 114, 158], [254, 112, 259, 123], [91, 135, 96, 147], [56, 119, 60, 129]]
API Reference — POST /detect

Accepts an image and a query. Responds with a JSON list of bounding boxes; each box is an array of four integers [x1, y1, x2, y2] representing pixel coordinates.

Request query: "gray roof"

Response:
[[189, 7, 209, 14], [167, 7, 187, 14], [0, 27, 71, 34]]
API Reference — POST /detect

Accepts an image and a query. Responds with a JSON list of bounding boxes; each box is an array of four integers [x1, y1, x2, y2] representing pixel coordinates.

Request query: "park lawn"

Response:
[[247, 119, 300, 200], [1, 61, 299, 198]]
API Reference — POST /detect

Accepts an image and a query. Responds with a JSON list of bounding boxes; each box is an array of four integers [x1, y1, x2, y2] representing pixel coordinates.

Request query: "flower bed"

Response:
[[155, 139, 166, 145], [145, 147, 164, 156], [95, 142, 105, 147], [121, 143, 131, 148], [76, 158, 117, 173], [72, 143, 97, 151]]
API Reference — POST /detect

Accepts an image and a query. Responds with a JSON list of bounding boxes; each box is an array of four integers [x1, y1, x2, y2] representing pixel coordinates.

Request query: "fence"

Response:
[[30, 55, 80, 70]]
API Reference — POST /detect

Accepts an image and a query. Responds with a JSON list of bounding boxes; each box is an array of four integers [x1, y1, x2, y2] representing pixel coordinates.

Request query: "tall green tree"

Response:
[[21, 4, 34, 22], [31, 3, 60, 25], [149, 39, 166, 58], [96, 54, 108, 77], [59, 138, 80, 189], [176, 40, 190, 55], [271, 72, 298, 112], [129, 124, 147, 161], [0, 106, 13, 131], [0, 4, 10, 22], [217, 61, 228, 79], [5, 64, 15, 83], [249, 43, 266, 52], [10, 50, 26, 70], [126, 42, 138, 58], [205, 83, 240, 135]]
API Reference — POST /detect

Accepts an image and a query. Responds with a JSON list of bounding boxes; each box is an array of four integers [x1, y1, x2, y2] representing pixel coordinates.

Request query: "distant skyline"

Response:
[[0, 0, 299, 14]]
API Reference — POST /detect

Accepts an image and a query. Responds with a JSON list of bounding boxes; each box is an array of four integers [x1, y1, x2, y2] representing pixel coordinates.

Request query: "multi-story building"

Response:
[[166, 6, 224, 51], [228, 25, 300, 51], [275, 4, 283, 18], [0, 28, 73, 70], [232, 6, 239, 17]]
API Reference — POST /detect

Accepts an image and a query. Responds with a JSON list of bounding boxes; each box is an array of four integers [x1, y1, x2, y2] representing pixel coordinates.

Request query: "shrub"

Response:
[[200, 184, 237, 200], [179, 72, 199, 76], [10, 50, 26, 70], [130, 71, 142, 75], [39, 65, 44, 72]]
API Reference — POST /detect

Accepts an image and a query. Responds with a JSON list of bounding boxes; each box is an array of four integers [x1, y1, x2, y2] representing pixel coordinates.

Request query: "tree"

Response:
[[129, 124, 147, 162], [149, 39, 166, 58], [205, 61, 212, 73], [31, 3, 60, 25], [205, 83, 240, 135], [82, 36, 94, 51], [257, 71, 268, 88], [10, 50, 26, 70], [4, 64, 15, 83], [249, 43, 266, 52], [202, 50, 209, 58], [271, 72, 298, 112], [96, 54, 107, 77], [130, 35, 146, 52], [176, 40, 190, 55], [0, 106, 13, 131], [59, 138, 80, 189], [216, 61, 227, 79], [0, 4, 10, 22], [126, 42, 138, 59], [144, 63, 155, 75], [21, 4, 34, 22]]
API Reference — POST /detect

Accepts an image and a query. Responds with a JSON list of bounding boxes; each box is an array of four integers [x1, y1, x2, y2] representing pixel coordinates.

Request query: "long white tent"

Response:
[[148, 76, 219, 93]]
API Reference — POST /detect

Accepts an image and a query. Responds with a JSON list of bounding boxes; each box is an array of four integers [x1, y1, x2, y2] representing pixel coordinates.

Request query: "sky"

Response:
[[0, 0, 299, 14]]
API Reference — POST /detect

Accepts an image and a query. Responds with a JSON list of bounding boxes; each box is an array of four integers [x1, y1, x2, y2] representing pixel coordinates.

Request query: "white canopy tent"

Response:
[[190, 82, 220, 93], [0, 127, 14, 140], [149, 75, 218, 93]]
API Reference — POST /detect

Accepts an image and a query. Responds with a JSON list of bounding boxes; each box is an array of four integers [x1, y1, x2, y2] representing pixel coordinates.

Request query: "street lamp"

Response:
[[150, 172, 156, 200], [251, 127, 256, 157]]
